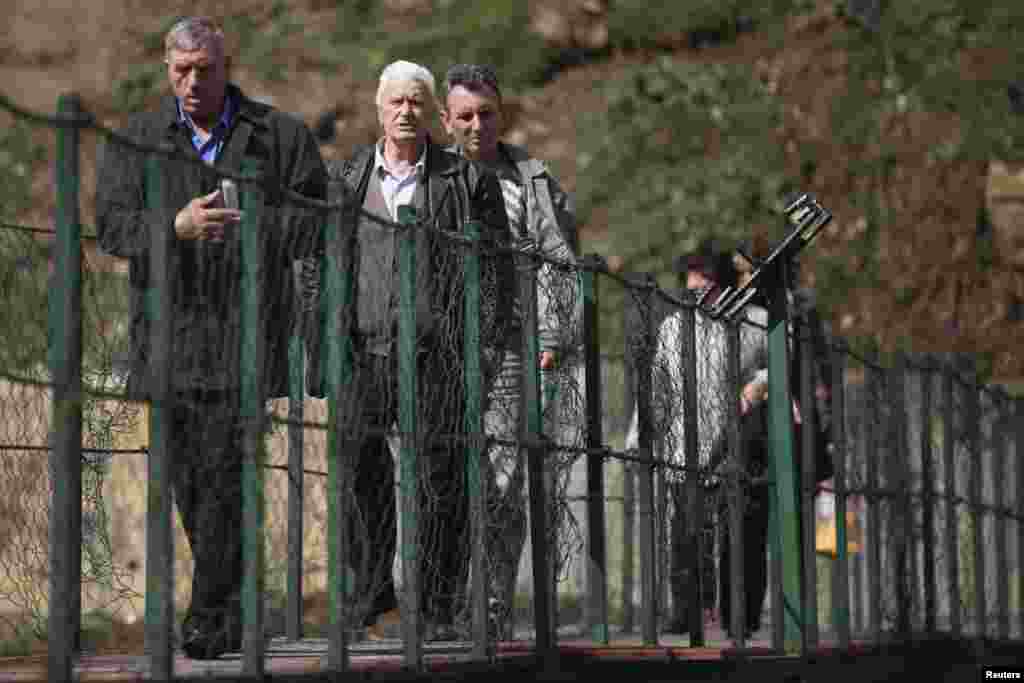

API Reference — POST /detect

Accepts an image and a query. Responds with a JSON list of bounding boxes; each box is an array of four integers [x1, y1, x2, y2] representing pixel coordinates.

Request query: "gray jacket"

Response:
[[301, 139, 514, 397], [451, 142, 579, 352]]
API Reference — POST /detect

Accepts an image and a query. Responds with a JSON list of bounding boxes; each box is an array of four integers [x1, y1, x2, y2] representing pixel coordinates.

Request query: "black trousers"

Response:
[[169, 390, 245, 623], [718, 488, 770, 634], [340, 345, 470, 626]]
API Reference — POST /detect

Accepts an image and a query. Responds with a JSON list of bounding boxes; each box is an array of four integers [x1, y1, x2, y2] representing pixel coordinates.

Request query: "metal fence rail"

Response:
[[0, 93, 1022, 681]]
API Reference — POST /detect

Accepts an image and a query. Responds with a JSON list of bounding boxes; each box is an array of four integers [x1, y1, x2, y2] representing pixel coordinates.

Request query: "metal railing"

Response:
[[0, 92, 1021, 681]]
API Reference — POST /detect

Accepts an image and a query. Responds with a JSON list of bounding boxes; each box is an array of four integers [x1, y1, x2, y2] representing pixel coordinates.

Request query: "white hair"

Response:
[[376, 60, 437, 107]]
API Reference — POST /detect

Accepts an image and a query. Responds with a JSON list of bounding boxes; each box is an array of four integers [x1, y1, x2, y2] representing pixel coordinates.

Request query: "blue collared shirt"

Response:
[[176, 93, 237, 164]]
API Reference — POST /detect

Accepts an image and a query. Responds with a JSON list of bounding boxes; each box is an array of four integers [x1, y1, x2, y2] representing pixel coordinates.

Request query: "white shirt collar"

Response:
[[374, 139, 427, 178]]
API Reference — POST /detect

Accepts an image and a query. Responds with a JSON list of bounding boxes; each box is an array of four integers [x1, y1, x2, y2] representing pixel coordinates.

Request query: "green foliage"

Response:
[[608, 0, 811, 48], [834, 0, 1024, 160], [0, 621, 38, 657], [577, 57, 790, 347], [320, 0, 555, 92]]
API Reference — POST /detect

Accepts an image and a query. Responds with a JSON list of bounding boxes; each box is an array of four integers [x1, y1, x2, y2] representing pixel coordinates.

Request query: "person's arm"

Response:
[[273, 119, 328, 262], [535, 171, 579, 368], [95, 118, 171, 260]]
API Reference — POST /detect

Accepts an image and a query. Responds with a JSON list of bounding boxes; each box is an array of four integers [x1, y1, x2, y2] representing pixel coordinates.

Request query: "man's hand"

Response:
[[740, 380, 767, 415], [174, 189, 241, 242], [540, 350, 557, 371]]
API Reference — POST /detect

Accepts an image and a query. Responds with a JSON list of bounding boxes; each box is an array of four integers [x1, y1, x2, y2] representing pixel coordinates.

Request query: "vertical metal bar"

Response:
[[240, 158, 267, 678], [679, 296, 703, 646], [522, 252, 554, 660], [942, 364, 961, 636], [798, 317, 818, 649], [1016, 399, 1024, 640], [581, 256, 609, 644], [850, 375, 867, 637], [396, 205, 423, 669], [141, 153, 174, 680], [766, 265, 802, 653], [462, 220, 488, 658], [325, 188, 357, 673], [287, 333, 304, 642], [865, 362, 882, 644], [890, 354, 912, 640], [622, 464, 635, 634], [621, 286, 637, 635], [920, 361, 936, 634], [725, 321, 745, 646], [967, 377, 985, 637], [635, 276, 658, 646], [994, 392, 1010, 641], [48, 92, 83, 682], [829, 347, 850, 647]]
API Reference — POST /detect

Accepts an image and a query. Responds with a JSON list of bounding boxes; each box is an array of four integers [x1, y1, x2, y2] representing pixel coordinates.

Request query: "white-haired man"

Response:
[[441, 63, 579, 638], [96, 16, 326, 659], [302, 60, 513, 641]]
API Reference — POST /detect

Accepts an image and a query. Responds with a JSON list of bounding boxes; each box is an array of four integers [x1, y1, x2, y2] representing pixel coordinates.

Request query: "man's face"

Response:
[[686, 270, 714, 292], [442, 84, 503, 162], [167, 45, 228, 125], [378, 80, 431, 146]]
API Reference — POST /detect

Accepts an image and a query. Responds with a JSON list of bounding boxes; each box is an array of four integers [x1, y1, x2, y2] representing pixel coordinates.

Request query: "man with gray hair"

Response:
[[302, 60, 513, 641], [441, 63, 579, 638], [96, 16, 326, 659]]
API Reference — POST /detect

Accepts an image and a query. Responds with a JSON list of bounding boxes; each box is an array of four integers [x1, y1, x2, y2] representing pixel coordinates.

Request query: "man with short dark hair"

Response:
[[96, 16, 327, 659], [441, 63, 579, 637]]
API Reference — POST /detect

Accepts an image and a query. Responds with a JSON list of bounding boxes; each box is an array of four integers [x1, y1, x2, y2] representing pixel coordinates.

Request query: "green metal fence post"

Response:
[[240, 158, 267, 678], [397, 205, 423, 669], [581, 255, 609, 645], [462, 219, 489, 658], [48, 92, 84, 683], [325, 183, 357, 673], [287, 331, 304, 642], [142, 152, 175, 681], [765, 262, 802, 654]]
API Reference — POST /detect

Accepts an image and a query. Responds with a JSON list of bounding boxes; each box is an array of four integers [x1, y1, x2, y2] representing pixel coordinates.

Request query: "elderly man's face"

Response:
[[442, 84, 503, 162], [378, 80, 431, 145], [167, 45, 228, 126]]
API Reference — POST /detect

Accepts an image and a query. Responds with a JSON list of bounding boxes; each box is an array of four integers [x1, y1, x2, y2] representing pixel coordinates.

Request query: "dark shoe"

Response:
[[181, 609, 241, 660], [424, 621, 465, 642], [662, 618, 689, 635]]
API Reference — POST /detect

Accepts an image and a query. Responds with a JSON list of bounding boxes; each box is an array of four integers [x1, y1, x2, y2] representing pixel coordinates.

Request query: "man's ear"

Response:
[[439, 107, 452, 135]]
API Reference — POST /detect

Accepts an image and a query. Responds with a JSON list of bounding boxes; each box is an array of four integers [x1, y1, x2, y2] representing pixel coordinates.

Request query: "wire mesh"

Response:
[[1, 89, 1023, 679]]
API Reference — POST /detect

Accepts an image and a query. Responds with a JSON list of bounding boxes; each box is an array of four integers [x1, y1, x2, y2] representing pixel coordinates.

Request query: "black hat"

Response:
[[672, 239, 737, 288]]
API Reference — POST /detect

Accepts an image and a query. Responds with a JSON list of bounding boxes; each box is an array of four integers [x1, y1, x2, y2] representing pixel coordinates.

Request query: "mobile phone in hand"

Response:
[[221, 179, 239, 210]]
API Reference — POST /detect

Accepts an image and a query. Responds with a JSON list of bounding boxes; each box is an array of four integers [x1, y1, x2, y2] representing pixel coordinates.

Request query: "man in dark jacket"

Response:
[[95, 16, 326, 659], [302, 60, 513, 641]]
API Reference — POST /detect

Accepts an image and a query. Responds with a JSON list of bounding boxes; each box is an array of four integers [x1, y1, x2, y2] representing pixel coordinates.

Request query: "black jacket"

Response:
[[302, 139, 514, 397], [95, 84, 327, 398]]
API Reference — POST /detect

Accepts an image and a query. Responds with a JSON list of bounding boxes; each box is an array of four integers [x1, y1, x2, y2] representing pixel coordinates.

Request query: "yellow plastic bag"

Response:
[[814, 478, 863, 557]]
